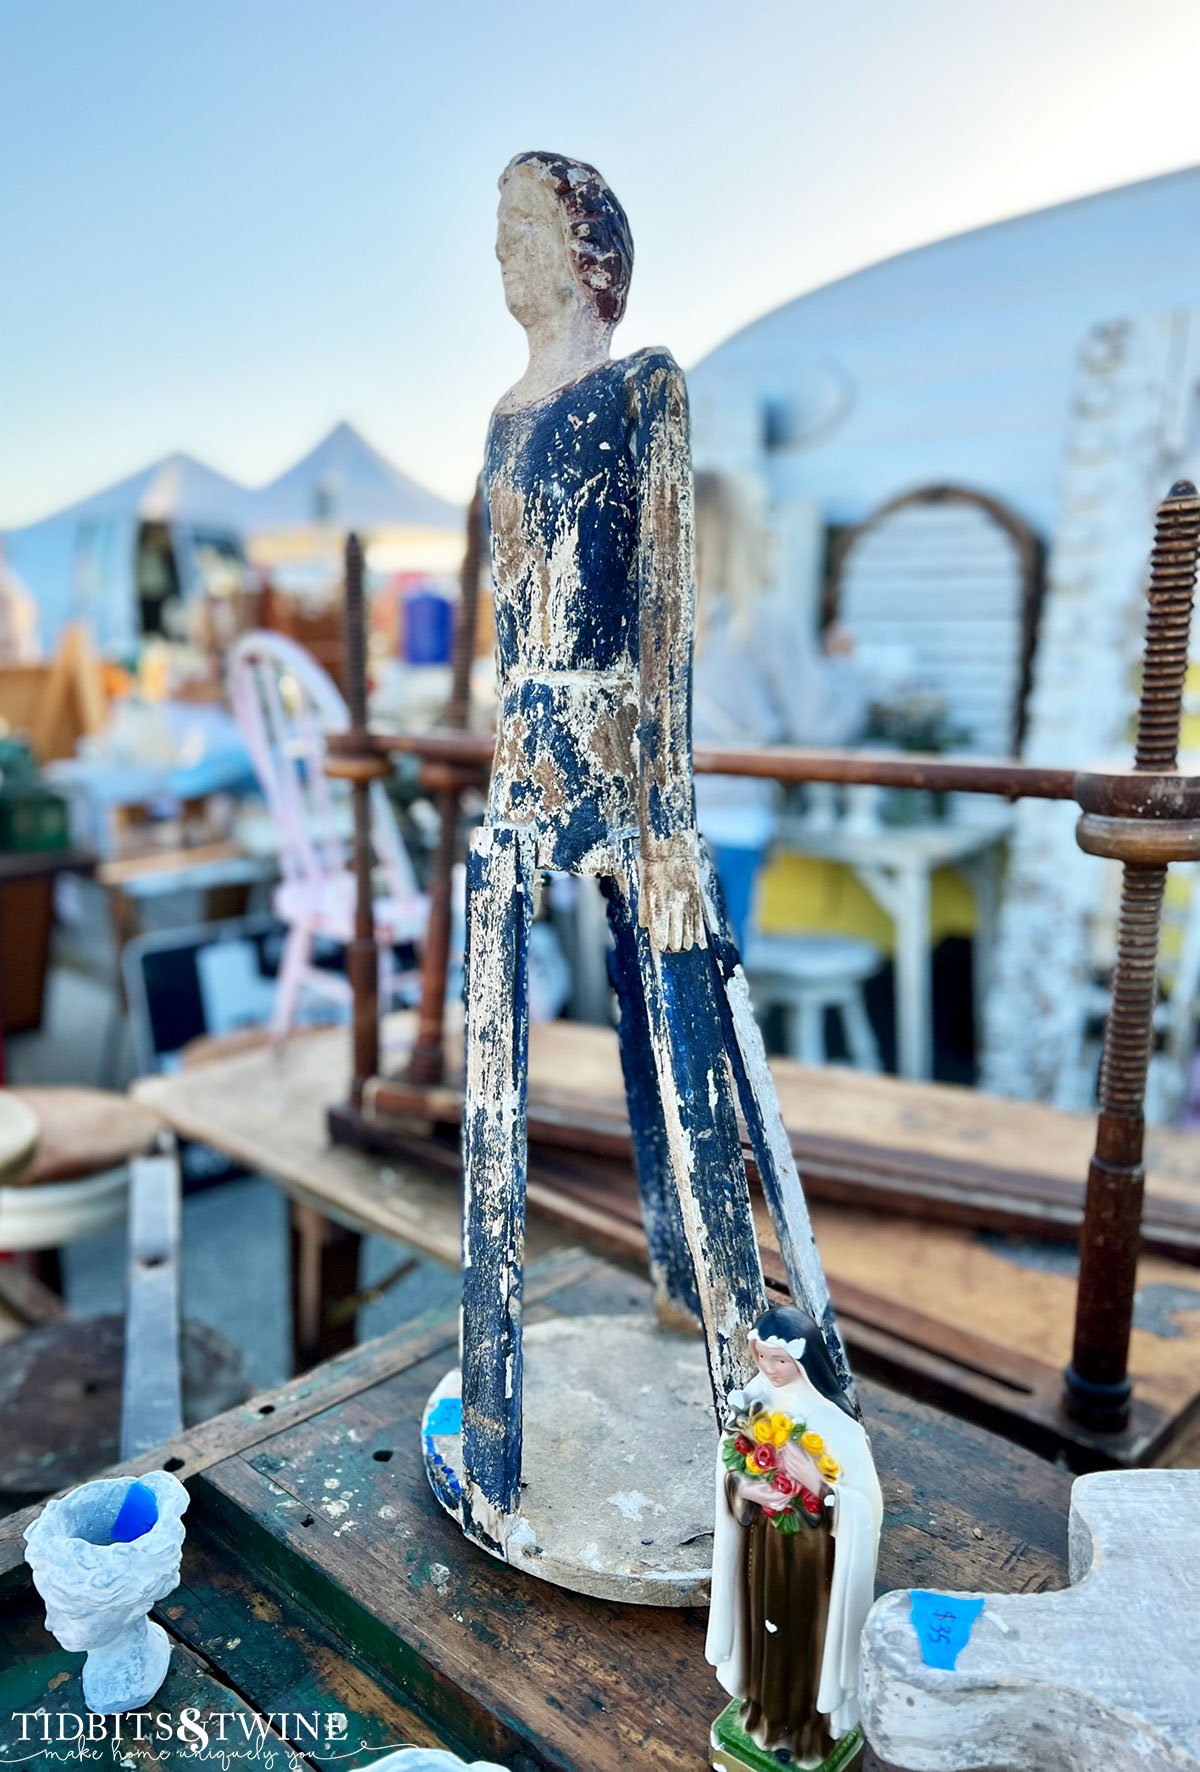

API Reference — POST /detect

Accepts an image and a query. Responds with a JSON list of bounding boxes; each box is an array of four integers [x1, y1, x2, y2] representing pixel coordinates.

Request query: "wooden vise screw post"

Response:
[[1064, 482, 1200, 1431], [343, 531, 381, 1106]]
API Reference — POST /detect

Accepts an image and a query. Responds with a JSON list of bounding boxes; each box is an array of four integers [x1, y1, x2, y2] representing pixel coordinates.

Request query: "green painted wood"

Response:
[[1, 1255, 1077, 1772], [188, 1272, 1071, 1772], [160, 1513, 458, 1767], [0, 1585, 309, 1767]]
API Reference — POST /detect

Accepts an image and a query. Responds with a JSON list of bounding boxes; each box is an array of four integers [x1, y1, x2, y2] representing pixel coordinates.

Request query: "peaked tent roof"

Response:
[[18, 451, 251, 533], [244, 422, 463, 535]]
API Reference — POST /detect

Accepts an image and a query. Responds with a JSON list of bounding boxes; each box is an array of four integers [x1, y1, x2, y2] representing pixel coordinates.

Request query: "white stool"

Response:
[[0, 1088, 164, 1284], [743, 932, 883, 1070]]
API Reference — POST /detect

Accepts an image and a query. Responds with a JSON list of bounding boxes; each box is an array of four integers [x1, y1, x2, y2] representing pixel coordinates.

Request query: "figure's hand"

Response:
[[778, 1441, 825, 1496], [640, 834, 703, 953]]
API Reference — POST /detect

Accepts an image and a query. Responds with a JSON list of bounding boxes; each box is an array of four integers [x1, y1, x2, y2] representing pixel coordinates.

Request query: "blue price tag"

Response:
[[909, 1590, 985, 1670]]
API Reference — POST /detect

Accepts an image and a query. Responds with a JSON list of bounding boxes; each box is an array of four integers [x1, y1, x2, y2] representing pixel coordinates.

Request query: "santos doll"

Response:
[[449, 151, 850, 1567], [706, 1306, 882, 1769]]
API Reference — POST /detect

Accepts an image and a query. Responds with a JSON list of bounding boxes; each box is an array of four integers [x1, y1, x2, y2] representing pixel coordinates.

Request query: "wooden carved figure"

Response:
[[707, 1307, 882, 1771], [425, 150, 849, 1594]]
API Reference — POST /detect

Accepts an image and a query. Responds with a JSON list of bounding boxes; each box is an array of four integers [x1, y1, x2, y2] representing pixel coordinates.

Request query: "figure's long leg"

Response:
[[602, 875, 701, 1328], [460, 823, 535, 1547], [620, 859, 766, 1408], [697, 839, 857, 1410]]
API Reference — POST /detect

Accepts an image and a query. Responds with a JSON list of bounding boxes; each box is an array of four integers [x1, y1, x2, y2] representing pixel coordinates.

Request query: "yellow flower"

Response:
[[768, 1413, 793, 1447], [752, 1418, 776, 1444], [744, 1452, 766, 1475], [818, 1454, 840, 1481], [800, 1430, 825, 1456]]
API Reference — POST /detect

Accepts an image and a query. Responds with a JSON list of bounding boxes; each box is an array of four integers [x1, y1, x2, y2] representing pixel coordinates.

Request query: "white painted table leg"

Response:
[[857, 861, 933, 1079], [964, 846, 1002, 1061], [897, 864, 933, 1080]]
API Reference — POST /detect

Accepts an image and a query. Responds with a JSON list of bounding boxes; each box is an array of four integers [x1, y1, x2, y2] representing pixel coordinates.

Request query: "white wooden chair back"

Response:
[[835, 486, 1039, 758], [228, 630, 416, 899]]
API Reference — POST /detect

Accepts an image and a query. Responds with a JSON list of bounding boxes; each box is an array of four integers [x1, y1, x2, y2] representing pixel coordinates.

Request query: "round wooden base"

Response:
[[421, 1314, 717, 1606]]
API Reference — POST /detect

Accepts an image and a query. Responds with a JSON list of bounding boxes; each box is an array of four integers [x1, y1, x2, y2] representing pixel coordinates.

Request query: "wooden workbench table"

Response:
[[134, 1018, 1200, 1469], [1, 1253, 1072, 1772]]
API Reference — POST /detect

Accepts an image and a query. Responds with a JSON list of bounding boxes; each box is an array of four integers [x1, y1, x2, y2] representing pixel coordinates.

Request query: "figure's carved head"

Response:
[[497, 152, 633, 330], [749, 1305, 856, 1416]]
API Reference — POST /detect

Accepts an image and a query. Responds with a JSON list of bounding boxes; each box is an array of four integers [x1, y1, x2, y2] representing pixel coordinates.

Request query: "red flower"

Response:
[[800, 1488, 822, 1516], [734, 1435, 753, 1456], [752, 1442, 776, 1470], [772, 1472, 797, 1496]]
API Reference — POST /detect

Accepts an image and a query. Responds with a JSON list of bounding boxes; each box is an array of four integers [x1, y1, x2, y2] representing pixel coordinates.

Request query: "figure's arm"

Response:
[[633, 349, 703, 952]]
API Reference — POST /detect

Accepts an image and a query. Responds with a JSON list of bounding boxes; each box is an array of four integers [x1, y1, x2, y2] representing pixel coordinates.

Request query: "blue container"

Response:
[[403, 587, 455, 666]]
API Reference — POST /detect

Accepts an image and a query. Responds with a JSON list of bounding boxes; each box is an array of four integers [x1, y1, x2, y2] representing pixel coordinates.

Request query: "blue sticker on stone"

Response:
[[910, 1591, 985, 1670], [425, 1397, 463, 1438]]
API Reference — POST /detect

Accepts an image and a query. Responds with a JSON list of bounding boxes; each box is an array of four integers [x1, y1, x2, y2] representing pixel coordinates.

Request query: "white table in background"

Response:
[[776, 804, 1012, 1081]]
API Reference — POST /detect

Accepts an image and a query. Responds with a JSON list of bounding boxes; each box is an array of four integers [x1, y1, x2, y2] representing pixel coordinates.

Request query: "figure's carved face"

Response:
[[753, 1342, 802, 1387], [496, 168, 579, 329]]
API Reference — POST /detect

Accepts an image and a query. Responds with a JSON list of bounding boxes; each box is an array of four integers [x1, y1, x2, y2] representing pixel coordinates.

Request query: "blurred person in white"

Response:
[[692, 472, 865, 949], [0, 538, 40, 663]]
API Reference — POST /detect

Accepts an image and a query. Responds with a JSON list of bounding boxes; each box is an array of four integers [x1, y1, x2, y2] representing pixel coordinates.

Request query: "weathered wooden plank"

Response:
[[863, 1469, 1200, 1771], [120, 1146, 184, 1461], [0, 1248, 597, 1580], [0, 1586, 309, 1766], [187, 1260, 1071, 1772], [133, 1016, 1200, 1260], [159, 1520, 457, 1765]]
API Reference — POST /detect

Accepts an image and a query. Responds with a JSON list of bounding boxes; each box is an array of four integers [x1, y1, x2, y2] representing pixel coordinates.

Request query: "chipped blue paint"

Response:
[[457, 343, 842, 1552], [426, 1398, 463, 1437]]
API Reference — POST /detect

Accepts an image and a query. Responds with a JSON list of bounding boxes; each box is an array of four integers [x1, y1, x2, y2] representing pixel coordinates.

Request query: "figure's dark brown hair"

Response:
[[504, 151, 634, 325]]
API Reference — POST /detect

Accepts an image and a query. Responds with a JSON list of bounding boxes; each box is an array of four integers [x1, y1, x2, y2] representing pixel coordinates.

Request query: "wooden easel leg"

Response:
[[601, 875, 701, 1330], [289, 1200, 362, 1372], [622, 861, 765, 1409], [460, 824, 534, 1548]]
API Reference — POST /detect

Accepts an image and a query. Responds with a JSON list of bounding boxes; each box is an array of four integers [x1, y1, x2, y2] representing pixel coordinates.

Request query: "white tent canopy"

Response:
[[56, 451, 252, 529], [244, 421, 462, 536], [4, 425, 463, 650]]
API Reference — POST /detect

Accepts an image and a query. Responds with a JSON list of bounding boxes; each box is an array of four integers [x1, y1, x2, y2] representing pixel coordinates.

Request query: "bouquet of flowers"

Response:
[[721, 1399, 840, 1534]]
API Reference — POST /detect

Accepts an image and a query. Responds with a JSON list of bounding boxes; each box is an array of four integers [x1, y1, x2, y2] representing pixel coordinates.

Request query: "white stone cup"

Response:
[[24, 1471, 189, 1714]]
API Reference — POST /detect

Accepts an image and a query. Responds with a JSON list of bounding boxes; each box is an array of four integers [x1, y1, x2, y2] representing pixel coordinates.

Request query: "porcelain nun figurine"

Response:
[[707, 1306, 882, 1770], [422, 150, 852, 1599]]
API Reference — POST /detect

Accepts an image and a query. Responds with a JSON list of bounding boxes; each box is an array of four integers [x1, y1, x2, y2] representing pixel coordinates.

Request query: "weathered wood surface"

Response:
[[2, 1255, 1073, 1772], [0, 1582, 310, 1766], [862, 1468, 1200, 1771], [0, 1316, 246, 1509], [190, 1261, 1073, 1772], [131, 1018, 1200, 1468], [0, 1249, 598, 1574], [134, 1014, 1200, 1258], [120, 1146, 184, 1461]]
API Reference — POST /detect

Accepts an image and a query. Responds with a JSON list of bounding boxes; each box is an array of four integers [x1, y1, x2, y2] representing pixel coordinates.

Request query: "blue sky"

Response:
[[4, 0, 1200, 527]]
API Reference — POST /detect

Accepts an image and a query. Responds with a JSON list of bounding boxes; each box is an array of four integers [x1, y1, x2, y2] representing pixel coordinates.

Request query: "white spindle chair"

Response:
[[228, 631, 426, 1042]]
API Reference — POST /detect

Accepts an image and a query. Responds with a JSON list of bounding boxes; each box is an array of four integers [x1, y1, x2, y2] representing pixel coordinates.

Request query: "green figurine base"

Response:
[[709, 1699, 863, 1772]]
